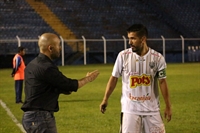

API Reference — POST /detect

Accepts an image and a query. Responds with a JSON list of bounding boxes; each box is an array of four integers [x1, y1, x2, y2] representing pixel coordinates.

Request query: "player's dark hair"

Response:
[[127, 24, 148, 38], [18, 46, 25, 53]]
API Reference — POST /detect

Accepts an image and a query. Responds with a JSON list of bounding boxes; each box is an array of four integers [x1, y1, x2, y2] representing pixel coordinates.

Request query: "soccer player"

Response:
[[100, 24, 172, 133], [11, 46, 26, 104], [21, 33, 99, 133]]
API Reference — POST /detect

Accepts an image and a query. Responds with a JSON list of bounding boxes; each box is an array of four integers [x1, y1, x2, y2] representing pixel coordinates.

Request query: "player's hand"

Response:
[[164, 106, 172, 122], [86, 70, 99, 82], [100, 100, 108, 114]]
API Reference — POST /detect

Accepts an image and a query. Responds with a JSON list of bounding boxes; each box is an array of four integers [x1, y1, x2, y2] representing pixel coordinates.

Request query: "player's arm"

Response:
[[11, 56, 21, 77], [15, 56, 21, 70], [159, 78, 172, 122], [100, 75, 118, 113]]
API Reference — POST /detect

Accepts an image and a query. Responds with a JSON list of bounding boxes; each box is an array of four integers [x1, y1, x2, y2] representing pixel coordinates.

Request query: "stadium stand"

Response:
[[0, 0, 200, 68]]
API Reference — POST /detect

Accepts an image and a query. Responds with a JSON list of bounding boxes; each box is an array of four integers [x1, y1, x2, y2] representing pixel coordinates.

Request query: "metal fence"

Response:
[[0, 36, 200, 66]]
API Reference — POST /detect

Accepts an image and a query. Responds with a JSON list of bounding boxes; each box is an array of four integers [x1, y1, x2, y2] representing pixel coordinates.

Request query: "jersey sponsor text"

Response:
[[130, 74, 151, 88]]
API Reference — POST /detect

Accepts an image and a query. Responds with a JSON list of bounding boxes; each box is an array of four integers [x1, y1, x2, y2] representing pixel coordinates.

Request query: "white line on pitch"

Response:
[[0, 99, 26, 133]]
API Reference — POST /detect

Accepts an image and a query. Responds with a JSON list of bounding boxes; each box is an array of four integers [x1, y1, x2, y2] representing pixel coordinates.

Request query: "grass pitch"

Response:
[[0, 63, 200, 133]]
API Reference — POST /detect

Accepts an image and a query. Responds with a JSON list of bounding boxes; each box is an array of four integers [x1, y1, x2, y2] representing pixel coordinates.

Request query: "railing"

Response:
[[0, 36, 200, 66]]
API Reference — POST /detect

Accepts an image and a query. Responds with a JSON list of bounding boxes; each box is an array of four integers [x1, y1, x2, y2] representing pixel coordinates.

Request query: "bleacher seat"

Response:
[[0, 0, 199, 64]]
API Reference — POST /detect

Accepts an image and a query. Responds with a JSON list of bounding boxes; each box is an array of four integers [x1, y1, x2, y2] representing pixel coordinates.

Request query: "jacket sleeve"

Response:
[[44, 66, 79, 94]]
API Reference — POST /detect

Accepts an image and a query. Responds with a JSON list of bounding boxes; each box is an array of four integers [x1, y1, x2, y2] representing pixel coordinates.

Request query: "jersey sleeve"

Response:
[[112, 52, 123, 78]]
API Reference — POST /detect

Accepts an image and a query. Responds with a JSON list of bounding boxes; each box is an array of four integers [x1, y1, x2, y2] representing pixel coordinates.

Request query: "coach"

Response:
[[21, 33, 99, 133]]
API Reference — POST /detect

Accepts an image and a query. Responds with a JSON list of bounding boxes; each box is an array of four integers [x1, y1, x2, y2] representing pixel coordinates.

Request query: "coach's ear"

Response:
[[48, 45, 53, 52]]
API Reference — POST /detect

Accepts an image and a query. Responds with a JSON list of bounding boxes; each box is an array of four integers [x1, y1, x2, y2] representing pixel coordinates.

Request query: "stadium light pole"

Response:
[[82, 36, 87, 65], [60, 36, 64, 66], [161, 35, 166, 59], [180, 35, 185, 63], [122, 35, 127, 50], [102, 36, 107, 64], [16, 36, 21, 47]]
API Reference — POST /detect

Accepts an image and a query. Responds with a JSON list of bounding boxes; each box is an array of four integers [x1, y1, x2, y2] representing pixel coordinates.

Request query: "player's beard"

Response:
[[131, 46, 137, 52], [131, 43, 143, 54]]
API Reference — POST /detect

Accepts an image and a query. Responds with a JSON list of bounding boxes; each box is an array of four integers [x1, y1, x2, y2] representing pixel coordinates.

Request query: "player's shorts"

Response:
[[120, 112, 165, 133]]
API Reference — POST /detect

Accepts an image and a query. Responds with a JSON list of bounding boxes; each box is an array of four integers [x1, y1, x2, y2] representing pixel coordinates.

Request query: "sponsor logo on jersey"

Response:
[[130, 74, 151, 88], [129, 93, 151, 102]]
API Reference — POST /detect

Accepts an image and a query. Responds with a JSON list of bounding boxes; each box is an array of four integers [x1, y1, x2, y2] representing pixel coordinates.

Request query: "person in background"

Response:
[[188, 46, 192, 62], [199, 46, 200, 61], [195, 46, 199, 62], [21, 33, 99, 133], [11, 46, 26, 104], [191, 46, 196, 62], [100, 24, 172, 133]]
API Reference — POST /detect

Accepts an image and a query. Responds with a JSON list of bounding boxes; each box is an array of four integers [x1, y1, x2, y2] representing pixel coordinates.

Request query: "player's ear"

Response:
[[141, 36, 146, 42]]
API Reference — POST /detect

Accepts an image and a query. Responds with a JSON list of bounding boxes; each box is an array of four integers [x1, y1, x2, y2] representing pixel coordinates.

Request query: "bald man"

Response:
[[21, 33, 99, 133]]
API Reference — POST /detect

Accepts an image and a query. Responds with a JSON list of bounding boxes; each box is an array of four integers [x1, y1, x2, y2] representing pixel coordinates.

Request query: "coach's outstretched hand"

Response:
[[86, 70, 99, 82], [78, 70, 99, 88]]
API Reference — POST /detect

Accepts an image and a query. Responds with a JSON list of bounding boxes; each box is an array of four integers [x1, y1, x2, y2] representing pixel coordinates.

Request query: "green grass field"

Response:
[[0, 63, 200, 133]]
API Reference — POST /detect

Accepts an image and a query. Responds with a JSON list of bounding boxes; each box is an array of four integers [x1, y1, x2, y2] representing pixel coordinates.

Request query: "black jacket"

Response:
[[21, 53, 78, 112]]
